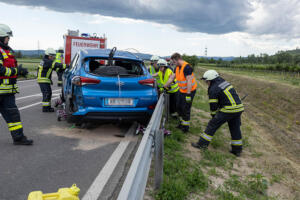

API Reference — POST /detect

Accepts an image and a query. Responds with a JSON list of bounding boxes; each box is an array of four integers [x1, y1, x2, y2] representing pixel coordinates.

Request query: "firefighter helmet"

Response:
[[150, 55, 160, 61], [45, 48, 56, 56], [202, 70, 219, 81], [0, 24, 13, 37], [157, 59, 168, 67]]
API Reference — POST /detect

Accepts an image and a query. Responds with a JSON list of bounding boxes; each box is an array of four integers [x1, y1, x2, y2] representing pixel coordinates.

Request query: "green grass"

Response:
[[156, 118, 209, 200], [17, 58, 40, 79], [198, 64, 300, 87], [155, 78, 279, 199]]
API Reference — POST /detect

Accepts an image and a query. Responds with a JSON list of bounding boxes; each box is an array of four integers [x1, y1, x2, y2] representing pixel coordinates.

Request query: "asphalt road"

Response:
[[0, 76, 138, 200]]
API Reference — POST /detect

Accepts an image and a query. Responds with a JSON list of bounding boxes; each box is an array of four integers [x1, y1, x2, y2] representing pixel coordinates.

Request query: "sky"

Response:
[[0, 0, 299, 57]]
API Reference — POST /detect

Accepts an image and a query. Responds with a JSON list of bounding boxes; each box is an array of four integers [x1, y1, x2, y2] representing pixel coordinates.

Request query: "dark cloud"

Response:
[[0, 0, 252, 34]]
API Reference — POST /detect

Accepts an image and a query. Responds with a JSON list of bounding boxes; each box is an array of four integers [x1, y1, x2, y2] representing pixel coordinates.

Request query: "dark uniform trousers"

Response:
[[56, 69, 63, 85], [199, 112, 243, 152], [0, 95, 24, 140], [39, 83, 52, 108], [178, 90, 196, 129], [169, 91, 178, 114]]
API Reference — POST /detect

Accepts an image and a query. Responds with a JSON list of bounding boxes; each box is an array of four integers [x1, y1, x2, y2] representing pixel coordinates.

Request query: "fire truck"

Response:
[[63, 30, 107, 65]]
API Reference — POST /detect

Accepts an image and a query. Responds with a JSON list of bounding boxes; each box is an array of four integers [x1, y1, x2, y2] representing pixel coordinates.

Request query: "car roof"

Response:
[[79, 49, 142, 61]]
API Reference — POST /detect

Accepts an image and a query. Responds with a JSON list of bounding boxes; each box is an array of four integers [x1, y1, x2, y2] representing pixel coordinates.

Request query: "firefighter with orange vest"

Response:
[[164, 53, 197, 133], [0, 24, 33, 145]]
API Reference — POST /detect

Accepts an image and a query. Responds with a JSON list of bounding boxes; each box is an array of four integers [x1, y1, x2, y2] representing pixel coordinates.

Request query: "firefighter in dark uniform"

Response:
[[0, 24, 33, 145], [164, 53, 197, 133], [37, 48, 66, 112], [192, 70, 244, 156], [55, 47, 64, 87]]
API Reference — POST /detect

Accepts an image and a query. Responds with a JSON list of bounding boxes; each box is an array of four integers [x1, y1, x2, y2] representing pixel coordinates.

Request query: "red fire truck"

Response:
[[63, 30, 107, 65]]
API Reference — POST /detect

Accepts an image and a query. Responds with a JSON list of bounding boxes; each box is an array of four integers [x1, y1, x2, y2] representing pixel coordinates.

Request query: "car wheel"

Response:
[[65, 96, 76, 123]]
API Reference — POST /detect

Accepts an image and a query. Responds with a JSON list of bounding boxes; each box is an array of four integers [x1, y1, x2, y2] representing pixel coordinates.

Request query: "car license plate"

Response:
[[107, 98, 133, 106]]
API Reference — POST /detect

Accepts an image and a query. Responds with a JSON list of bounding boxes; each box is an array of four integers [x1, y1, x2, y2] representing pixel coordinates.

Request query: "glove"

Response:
[[159, 87, 165, 93], [186, 94, 192, 103], [17, 64, 29, 77]]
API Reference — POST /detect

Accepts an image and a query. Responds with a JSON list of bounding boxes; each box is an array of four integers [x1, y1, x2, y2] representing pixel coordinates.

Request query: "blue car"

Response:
[[62, 48, 158, 124]]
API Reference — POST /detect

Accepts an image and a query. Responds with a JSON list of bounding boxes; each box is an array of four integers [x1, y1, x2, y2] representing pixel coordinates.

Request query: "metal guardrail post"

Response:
[[165, 93, 170, 122], [154, 129, 164, 190]]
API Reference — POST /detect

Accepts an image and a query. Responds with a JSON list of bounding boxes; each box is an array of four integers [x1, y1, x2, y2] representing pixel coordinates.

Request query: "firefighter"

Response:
[[37, 48, 66, 112], [149, 55, 162, 88], [0, 24, 33, 145], [191, 70, 244, 156], [164, 53, 197, 133], [55, 47, 64, 87], [155, 59, 179, 115]]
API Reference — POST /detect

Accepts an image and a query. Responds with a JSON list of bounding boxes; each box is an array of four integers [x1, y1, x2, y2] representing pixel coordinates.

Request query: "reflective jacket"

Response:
[[149, 65, 162, 87], [0, 44, 19, 95], [175, 61, 197, 93], [37, 56, 66, 84], [208, 77, 244, 115], [55, 52, 64, 72], [158, 68, 179, 93]]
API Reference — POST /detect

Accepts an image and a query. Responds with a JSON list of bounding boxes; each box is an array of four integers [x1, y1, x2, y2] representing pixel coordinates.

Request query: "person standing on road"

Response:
[[0, 24, 33, 145], [164, 53, 197, 133], [191, 70, 244, 156], [153, 59, 179, 116], [55, 47, 65, 87], [37, 48, 66, 112]]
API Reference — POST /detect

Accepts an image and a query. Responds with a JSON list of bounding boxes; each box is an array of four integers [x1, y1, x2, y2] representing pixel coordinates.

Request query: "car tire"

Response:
[[65, 96, 76, 123]]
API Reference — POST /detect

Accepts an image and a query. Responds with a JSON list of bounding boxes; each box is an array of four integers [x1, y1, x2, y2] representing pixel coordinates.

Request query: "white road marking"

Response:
[[16, 89, 61, 101], [82, 125, 135, 200], [0, 95, 60, 117], [17, 79, 37, 83], [18, 95, 59, 111]]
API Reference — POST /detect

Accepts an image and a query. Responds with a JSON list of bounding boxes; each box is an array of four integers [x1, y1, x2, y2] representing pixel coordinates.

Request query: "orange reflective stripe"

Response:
[[175, 61, 197, 93]]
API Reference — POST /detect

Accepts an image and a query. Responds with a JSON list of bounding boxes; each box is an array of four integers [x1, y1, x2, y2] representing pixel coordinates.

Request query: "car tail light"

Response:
[[148, 104, 156, 110], [72, 76, 101, 86], [139, 78, 155, 87]]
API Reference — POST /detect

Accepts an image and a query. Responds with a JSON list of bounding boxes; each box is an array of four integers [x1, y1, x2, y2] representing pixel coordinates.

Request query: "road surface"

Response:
[[0, 76, 139, 200]]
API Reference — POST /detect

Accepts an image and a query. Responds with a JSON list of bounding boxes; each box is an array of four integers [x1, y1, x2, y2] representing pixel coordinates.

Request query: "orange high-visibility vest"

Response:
[[175, 61, 197, 93]]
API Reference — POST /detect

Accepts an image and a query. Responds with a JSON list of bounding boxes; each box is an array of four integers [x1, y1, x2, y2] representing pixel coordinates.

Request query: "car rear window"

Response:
[[86, 58, 145, 77]]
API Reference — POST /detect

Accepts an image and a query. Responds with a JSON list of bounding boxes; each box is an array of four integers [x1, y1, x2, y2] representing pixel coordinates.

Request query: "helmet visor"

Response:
[[7, 31, 13, 37]]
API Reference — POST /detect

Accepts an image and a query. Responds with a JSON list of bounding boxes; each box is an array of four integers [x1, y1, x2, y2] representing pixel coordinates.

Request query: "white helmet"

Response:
[[150, 55, 159, 61], [0, 24, 13, 37], [157, 59, 168, 67], [45, 48, 56, 56], [202, 70, 219, 81], [58, 46, 64, 51]]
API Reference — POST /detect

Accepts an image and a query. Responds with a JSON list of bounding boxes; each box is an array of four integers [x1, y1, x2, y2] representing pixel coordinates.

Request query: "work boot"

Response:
[[43, 107, 55, 112], [13, 136, 33, 145], [230, 150, 242, 157], [191, 142, 208, 150], [230, 146, 242, 157]]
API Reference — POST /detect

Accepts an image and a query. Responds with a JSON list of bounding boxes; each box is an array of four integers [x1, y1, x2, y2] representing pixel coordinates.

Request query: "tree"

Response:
[[182, 54, 199, 68], [15, 51, 23, 58]]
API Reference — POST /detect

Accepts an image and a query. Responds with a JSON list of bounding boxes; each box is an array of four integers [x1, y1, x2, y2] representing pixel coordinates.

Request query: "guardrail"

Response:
[[117, 93, 168, 200]]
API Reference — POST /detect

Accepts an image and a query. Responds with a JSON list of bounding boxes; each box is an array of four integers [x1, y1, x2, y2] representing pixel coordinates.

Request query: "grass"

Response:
[[198, 64, 300, 87], [155, 118, 209, 200], [152, 76, 286, 200], [17, 58, 40, 79]]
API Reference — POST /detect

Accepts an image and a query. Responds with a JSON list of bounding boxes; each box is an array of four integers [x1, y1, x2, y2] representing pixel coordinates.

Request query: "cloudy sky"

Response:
[[0, 0, 299, 56]]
